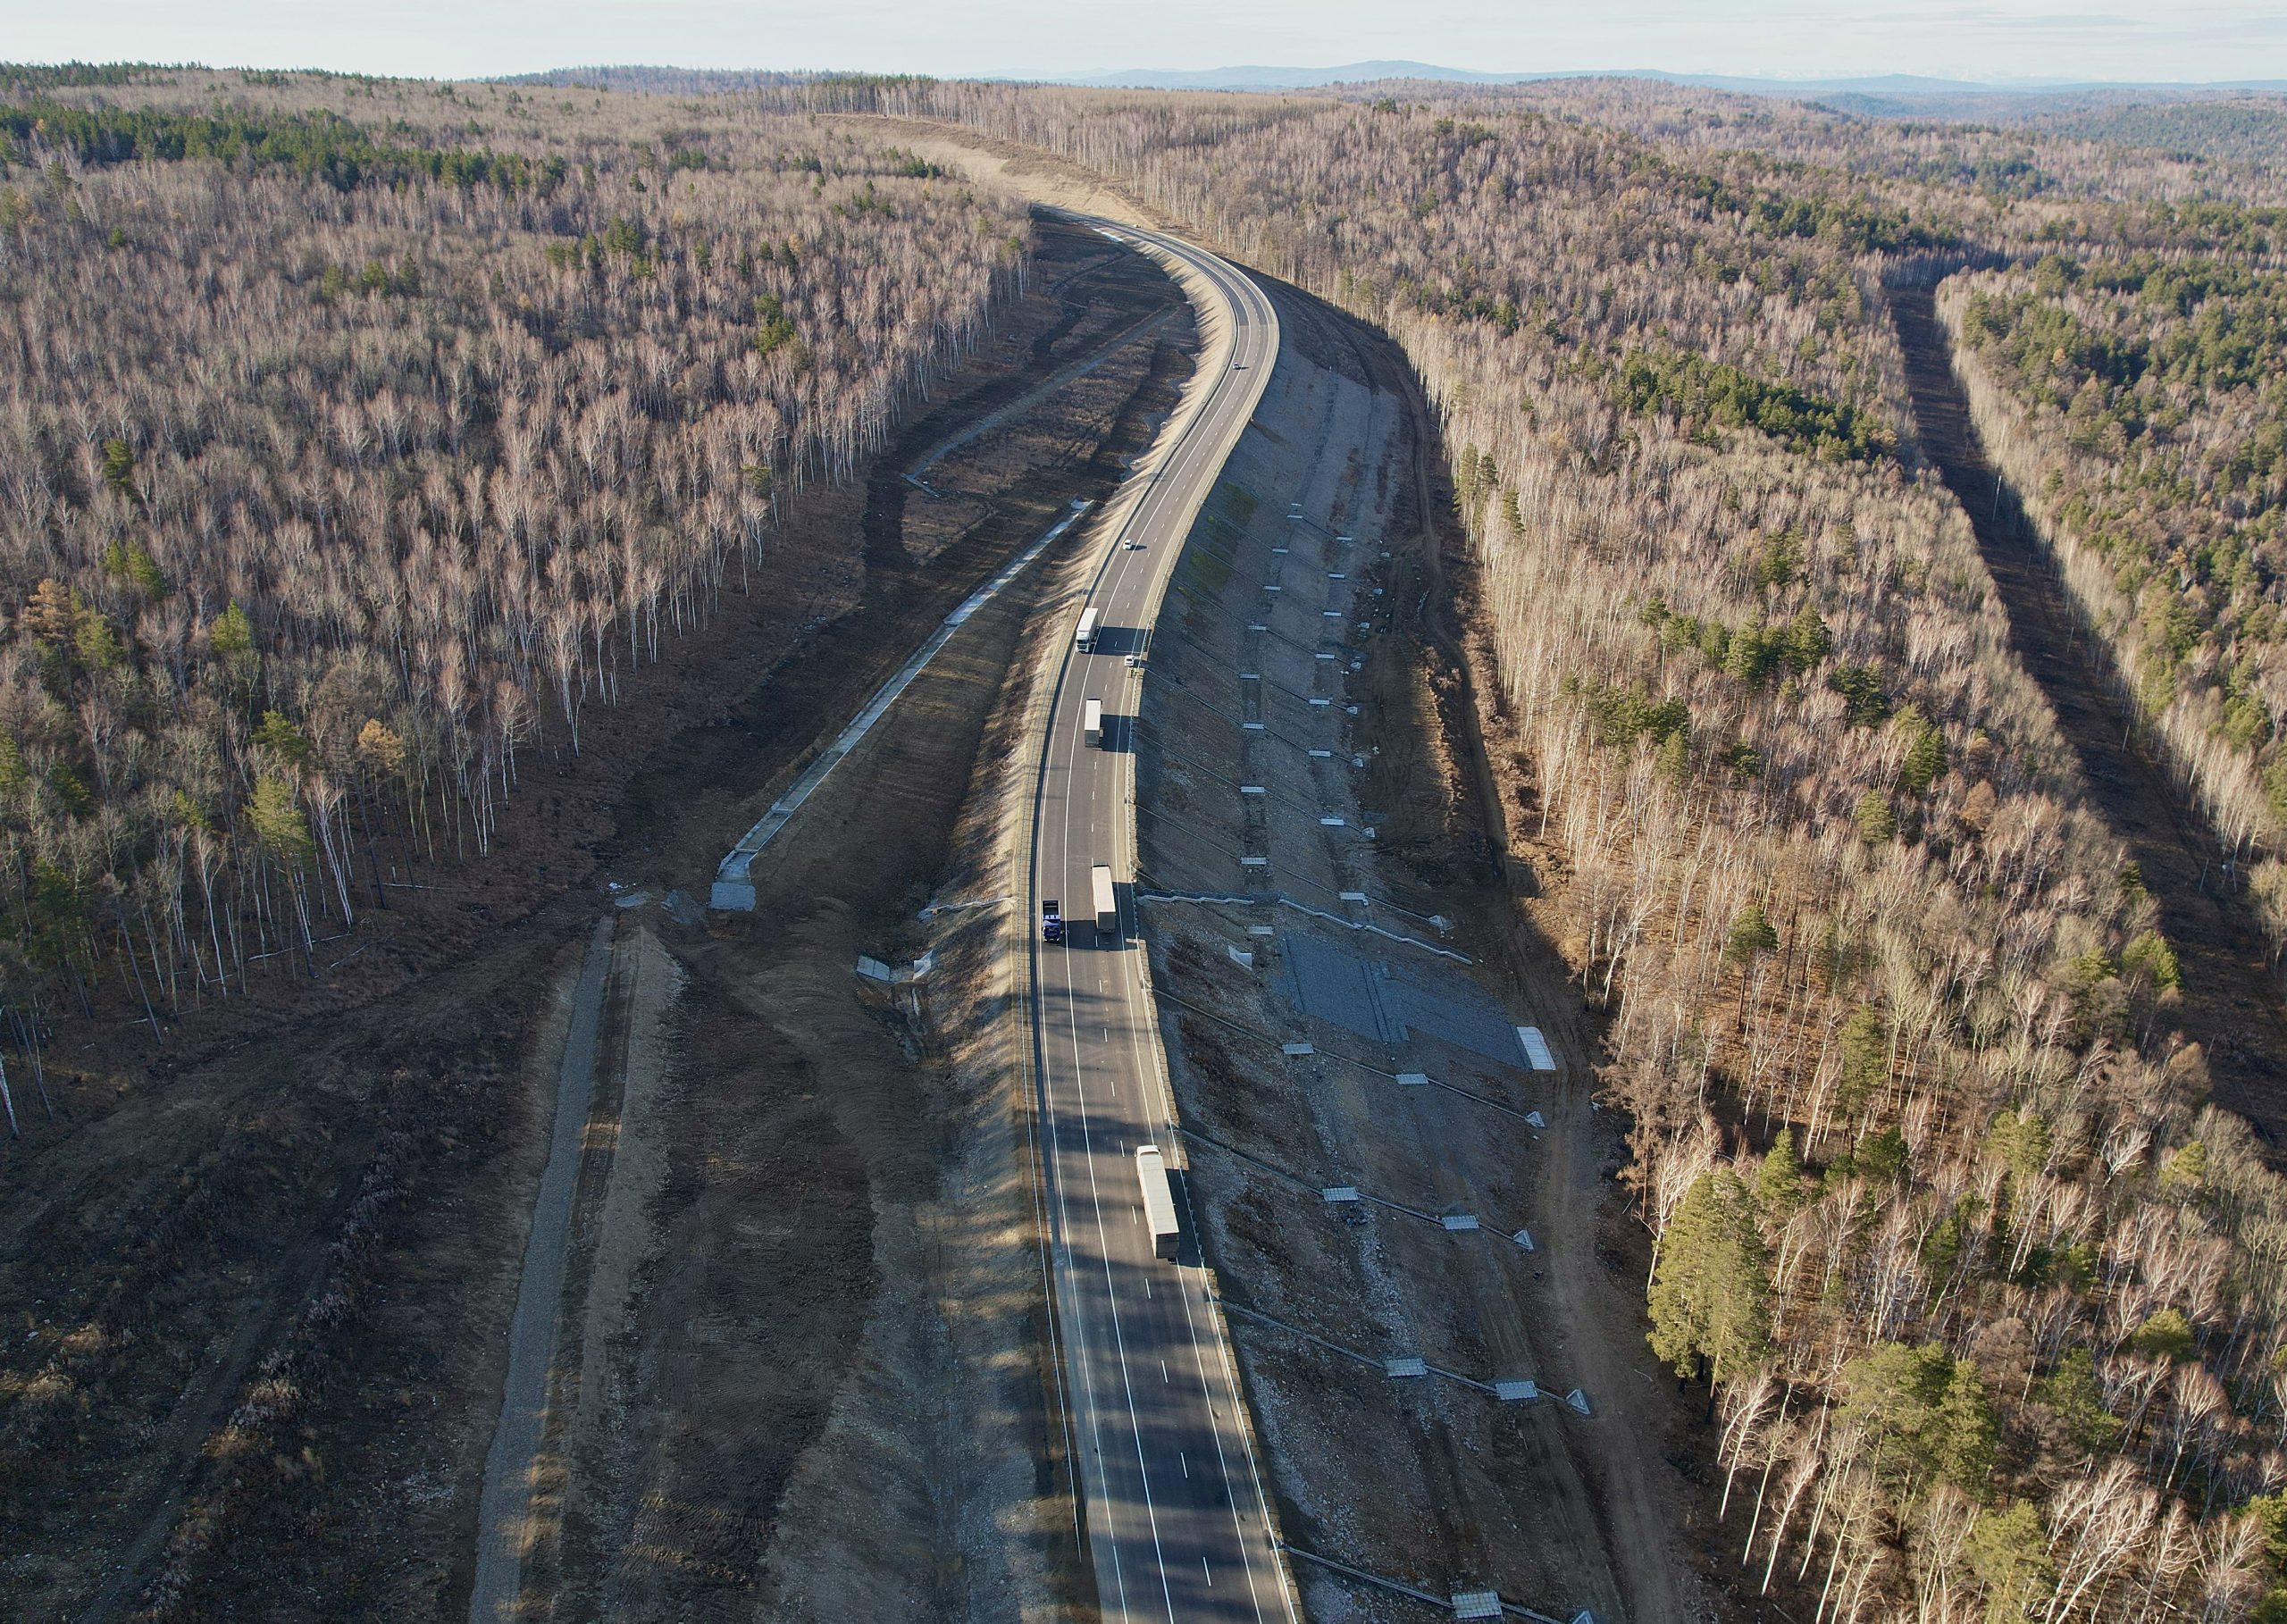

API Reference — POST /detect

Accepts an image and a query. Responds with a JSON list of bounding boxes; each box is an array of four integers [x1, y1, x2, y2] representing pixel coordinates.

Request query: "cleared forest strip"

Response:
[[1892, 286, 2287, 1143]]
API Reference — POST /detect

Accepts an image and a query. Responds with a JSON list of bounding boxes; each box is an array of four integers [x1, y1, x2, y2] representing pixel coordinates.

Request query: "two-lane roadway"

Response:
[[1026, 213, 1294, 1623]]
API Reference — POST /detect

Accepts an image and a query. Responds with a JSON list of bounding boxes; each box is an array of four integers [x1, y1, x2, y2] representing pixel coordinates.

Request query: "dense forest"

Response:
[[10, 57, 2287, 1621], [0, 72, 1025, 1114], [779, 78, 2287, 1620], [1945, 256, 2287, 951]]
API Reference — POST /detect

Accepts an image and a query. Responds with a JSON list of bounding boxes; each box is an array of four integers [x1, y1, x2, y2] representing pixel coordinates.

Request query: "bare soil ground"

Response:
[[1133, 273, 1728, 1624], [0, 217, 1191, 1622], [1891, 287, 2287, 1144]]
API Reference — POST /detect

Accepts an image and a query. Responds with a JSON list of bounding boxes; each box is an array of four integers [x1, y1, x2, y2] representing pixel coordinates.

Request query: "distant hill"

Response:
[[493, 62, 2287, 117], [1071, 63, 2287, 103], [1070, 61, 1527, 90], [494, 64, 819, 94]]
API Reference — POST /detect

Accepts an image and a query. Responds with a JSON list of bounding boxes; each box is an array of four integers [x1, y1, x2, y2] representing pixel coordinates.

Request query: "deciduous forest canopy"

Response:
[[0, 70, 1022, 1072], [9, 55, 2287, 1623]]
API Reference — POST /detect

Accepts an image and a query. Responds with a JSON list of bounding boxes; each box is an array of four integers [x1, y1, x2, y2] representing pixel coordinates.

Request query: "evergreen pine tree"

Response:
[[1936, 1358, 2000, 1494], [1647, 1170, 1772, 1385], [1724, 901, 1779, 964]]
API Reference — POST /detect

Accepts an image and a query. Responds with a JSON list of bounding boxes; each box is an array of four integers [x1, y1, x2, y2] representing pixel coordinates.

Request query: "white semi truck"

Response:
[[1074, 606, 1100, 653], [1092, 863, 1118, 941], [1083, 698, 1103, 749], [1135, 1144, 1182, 1260]]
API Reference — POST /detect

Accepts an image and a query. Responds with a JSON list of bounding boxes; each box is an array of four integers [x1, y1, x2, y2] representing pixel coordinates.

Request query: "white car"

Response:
[[1123, 539, 1144, 551]]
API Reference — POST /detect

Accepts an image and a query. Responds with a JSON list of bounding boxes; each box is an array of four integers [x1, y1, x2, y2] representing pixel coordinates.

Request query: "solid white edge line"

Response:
[[1030, 213, 1296, 1624]]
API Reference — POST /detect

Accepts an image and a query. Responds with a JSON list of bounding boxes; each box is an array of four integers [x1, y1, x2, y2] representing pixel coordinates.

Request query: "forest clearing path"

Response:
[[1893, 287, 2287, 1142], [465, 915, 615, 1624]]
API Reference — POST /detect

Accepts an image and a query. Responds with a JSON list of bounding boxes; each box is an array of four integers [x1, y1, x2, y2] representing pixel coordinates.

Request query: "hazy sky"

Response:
[[4, 0, 2283, 85]]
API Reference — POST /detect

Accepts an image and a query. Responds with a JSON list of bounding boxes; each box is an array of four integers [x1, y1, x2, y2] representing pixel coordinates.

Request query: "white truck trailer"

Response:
[[1135, 1144, 1182, 1260], [1092, 863, 1118, 940], [1074, 606, 1100, 653], [1083, 698, 1104, 749]]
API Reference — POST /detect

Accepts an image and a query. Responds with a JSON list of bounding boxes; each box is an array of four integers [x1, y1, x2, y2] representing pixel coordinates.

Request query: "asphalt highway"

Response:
[[1026, 213, 1294, 1624]]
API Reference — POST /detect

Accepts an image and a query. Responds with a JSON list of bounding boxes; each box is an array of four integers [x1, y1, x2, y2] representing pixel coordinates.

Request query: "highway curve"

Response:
[[1025, 212, 1294, 1623]]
